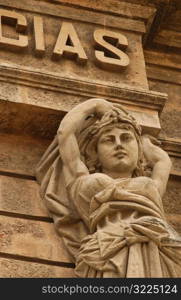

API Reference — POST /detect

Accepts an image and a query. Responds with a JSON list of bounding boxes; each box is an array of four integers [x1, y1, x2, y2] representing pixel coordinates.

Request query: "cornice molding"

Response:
[[0, 63, 167, 113], [39, 0, 156, 22], [0, 0, 147, 34]]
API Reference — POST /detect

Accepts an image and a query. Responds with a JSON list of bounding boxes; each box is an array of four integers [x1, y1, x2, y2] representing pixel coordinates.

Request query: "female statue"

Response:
[[36, 98, 181, 277]]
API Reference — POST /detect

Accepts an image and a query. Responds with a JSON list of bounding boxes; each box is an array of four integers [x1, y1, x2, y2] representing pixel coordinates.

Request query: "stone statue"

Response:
[[36, 98, 181, 277]]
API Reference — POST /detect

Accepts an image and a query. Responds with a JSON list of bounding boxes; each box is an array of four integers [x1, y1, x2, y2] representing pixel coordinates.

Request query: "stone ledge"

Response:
[[160, 138, 181, 158], [146, 64, 181, 86], [154, 29, 181, 49], [0, 0, 146, 33], [170, 170, 181, 179], [145, 50, 181, 71]]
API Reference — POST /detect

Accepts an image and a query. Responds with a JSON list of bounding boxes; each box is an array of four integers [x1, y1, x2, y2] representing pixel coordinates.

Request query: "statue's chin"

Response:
[[110, 159, 136, 174]]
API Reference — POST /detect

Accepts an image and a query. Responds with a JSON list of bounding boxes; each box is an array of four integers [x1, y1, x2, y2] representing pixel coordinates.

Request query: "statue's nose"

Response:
[[115, 144, 123, 150], [115, 138, 123, 149]]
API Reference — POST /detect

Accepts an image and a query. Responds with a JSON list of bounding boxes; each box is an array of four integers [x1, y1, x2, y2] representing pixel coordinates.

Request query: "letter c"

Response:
[[0, 9, 28, 51]]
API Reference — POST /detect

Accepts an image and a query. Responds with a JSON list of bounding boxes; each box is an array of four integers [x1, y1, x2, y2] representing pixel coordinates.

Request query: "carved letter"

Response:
[[53, 22, 87, 63], [0, 9, 28, 51], [94, 29, 130, 71], [34, 16, 45, 57]]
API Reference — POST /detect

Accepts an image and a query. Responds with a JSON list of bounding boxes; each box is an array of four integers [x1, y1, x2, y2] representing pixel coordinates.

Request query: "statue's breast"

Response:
[[70, 174, 162, 227], [70, 173, 114, 224]]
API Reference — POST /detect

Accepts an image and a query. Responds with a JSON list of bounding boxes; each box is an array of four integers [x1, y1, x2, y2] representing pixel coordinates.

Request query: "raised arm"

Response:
[[57, 98, 114, 186], [141, 135, 172, 198]]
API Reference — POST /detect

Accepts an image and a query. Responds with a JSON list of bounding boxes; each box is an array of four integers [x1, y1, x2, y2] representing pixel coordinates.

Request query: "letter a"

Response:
[[53, 22, 87, 63]]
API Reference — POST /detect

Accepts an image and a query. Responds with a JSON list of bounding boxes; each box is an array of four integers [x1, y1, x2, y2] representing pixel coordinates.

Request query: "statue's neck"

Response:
[[102, 168, 132, 179]]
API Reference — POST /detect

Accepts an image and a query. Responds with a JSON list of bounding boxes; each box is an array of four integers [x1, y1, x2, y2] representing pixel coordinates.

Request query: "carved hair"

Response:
[[78, 106, 146, 177]]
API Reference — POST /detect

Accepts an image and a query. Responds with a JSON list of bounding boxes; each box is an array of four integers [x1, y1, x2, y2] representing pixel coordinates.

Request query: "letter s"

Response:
[[42, 287, 47, 294], [94, 29, 129, 71]]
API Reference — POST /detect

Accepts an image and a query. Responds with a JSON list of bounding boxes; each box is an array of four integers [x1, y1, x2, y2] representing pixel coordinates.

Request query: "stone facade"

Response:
[[0, 0, 180, 277]]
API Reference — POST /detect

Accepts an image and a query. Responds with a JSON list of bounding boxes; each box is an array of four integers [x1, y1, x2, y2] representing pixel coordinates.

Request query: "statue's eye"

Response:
[[100, 136, 113, 143], [106, 138, 113, 143], [121, 133, 132, 141]]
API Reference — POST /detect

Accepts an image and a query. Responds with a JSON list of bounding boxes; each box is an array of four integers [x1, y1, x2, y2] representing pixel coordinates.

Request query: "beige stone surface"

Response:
[[163, 178, 181, 215], [167, 214, 181, 235], [0, 257, 75, 278], [0, 215, 72, 263], [0, 133, 50, 176], [148, 80, 181, 139], [0, 175, 49, 218]]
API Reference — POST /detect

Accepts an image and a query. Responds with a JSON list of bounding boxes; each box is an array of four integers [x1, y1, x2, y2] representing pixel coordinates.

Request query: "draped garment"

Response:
[[70, 173, 181, 277]]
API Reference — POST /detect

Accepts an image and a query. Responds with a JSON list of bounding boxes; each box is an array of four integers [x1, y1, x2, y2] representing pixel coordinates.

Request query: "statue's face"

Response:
[[97, 127, 139, 176]]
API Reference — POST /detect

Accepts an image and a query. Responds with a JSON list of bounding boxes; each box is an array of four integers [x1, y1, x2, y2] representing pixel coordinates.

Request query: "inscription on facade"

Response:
[[0, 8, 130, 71]]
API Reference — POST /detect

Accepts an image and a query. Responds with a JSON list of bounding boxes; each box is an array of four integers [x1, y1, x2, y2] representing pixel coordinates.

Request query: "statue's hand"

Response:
[[141, 135, 170, 167], [95, 99, 116, 118]]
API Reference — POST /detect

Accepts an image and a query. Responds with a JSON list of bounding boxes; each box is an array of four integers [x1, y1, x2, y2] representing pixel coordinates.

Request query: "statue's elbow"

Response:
[[164, 153, 172, 172], [57, 129, 66, 145]]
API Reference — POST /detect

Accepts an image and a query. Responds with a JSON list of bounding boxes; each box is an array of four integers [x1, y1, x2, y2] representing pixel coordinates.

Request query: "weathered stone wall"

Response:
[[145, 49, 181, 235]]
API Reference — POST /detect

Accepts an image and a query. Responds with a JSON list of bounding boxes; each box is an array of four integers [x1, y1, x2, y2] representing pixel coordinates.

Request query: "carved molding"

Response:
[[0, 63, 167, 112]]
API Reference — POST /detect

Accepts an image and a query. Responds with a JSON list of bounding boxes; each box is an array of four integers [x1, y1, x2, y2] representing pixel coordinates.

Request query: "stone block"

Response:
[[163, 178, 181, 215], [0, 257, 75, 277], [0, 133, 49, 176], [0, 215, 73, 263], [0, 175, 49, 218], [148, 80, 181, 139]]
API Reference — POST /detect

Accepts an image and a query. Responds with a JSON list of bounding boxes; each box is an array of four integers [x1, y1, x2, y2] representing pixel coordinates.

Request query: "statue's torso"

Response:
[[70, 174, 165, 231]]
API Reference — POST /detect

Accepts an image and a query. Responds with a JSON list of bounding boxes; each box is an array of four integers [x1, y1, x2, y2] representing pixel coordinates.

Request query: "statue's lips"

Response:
[[113, 151, 127, 158]]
